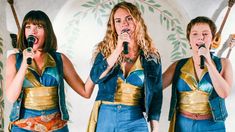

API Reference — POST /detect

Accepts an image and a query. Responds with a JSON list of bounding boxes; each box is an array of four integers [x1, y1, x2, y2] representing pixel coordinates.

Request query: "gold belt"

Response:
[[23, 86, 58, 110], [179, 90, 211, 115], [113, 78, 143, 106]]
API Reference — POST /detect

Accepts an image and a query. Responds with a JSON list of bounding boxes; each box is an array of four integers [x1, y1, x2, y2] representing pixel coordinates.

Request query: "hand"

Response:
[[117, 31, 130, 52], [150, 120, 159, 132], [23, 47, 34, 66], [198, 45, 212, 66], [151, 128, 158, 132]]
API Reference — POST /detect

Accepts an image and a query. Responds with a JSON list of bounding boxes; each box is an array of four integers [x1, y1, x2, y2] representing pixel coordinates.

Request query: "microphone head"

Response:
[[121, 28, 130, 34], [27, 35, 36, 47], [198, 43, 205, 49]]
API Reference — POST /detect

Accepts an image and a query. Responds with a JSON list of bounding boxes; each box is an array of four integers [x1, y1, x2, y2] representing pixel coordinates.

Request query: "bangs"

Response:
[[24, 19, 46, 27], [23, 10, 47, 27]]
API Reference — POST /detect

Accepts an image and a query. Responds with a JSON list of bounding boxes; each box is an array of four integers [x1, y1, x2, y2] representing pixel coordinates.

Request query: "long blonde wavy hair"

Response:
[[92, 2, 160, 63]]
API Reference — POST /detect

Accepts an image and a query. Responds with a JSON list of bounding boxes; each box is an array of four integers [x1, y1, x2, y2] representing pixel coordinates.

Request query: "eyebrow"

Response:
[[114, 15, 132, 20]]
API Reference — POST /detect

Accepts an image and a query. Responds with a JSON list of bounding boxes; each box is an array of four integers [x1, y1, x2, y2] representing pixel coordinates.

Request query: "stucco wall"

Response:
[[2, 0, 235, 132]]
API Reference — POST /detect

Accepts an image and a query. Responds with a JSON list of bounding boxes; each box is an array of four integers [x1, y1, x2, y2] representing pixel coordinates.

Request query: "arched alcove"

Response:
[[53, 0, 190, 131]]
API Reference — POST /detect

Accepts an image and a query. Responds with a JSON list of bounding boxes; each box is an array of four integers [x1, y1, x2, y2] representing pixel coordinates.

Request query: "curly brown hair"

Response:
[[92, 1, 160, 63]]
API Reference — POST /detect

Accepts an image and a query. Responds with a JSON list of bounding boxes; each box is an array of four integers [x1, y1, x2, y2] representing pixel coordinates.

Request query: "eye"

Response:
[[126, 16, 133, 21], [114, 18, 121, 24], [37, 24, 44, 29], [25, 24, 31, 29], [202, 33, 209, 36]]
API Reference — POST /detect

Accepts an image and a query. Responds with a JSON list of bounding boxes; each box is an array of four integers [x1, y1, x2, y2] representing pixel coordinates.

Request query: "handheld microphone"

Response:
[[199, 44, 205, 69], [26, 35, 35, 65], [121, 29, 130, 54], [123, 41, 128, 54]]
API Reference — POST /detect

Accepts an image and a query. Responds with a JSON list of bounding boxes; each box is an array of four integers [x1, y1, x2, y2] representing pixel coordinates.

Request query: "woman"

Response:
[[163, 16, 233, 132], [6, 10, 94, 131], [87, 2, 162, 132]]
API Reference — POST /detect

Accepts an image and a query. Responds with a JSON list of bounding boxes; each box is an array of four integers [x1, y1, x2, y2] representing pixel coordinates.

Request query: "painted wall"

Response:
[[2, 0, 235, 131]]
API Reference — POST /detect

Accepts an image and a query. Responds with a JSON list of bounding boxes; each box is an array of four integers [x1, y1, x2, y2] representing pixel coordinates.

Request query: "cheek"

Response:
[[25, 30, 30, 37], [115, 26, 122, 35]]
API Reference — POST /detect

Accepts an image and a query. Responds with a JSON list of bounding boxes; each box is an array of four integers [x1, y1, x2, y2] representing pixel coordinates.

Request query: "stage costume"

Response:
[[168, 54, 227, 132], [9, 52, 69, 132]]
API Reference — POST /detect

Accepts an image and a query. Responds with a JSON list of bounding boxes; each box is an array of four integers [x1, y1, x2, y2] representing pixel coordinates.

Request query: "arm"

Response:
[[200, 47, 233, 98], [91, 32, 127, 82], [162, 62, 177, 89], [62, 54, 95, 98], [6, 50, 30, 103], [98, 48, 122, 79], [206, 58, 233, 98]]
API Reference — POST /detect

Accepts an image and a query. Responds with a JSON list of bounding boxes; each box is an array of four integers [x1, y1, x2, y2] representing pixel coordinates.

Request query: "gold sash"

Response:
[[179, 90, 211, 115], [112, 78, 143, 106], [23, 86, 58, 110]]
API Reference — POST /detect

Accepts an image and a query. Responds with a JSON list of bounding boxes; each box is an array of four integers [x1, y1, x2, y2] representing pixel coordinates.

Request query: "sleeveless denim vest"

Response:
[[9, 51, 69, 121], [168, 54, 228, 122]]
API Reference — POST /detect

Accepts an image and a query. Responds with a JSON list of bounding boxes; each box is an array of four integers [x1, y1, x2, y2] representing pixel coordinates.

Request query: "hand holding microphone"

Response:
[[198, 44, 205, 69], [121, 29, 130, 54], [26, 35, 36, 65]]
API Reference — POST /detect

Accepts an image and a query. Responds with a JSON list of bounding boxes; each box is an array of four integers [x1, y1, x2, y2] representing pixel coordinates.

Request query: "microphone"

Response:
[[121, 29, 130, 54], [199, 44, 205, 69], [26, 35, 35, 65], [123, 41, 128, 54]]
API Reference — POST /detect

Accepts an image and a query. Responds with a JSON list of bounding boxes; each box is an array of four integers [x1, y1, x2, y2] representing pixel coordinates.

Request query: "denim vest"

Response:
[[168, 55, 228, 122], [9, 51, 69, 121], [90, 51, 163, 121]]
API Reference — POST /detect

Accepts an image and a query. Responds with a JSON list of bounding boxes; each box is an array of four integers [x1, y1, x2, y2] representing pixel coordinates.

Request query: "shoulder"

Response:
[[59, 53, 71, 64], [169, 57, 189, 71], [7, 53, 18, 63], [144, 52, 161, 64], [220, 57, 232, 69]]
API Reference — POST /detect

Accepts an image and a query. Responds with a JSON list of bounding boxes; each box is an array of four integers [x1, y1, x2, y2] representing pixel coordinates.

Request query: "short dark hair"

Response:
[[186, 16, 217, 41]]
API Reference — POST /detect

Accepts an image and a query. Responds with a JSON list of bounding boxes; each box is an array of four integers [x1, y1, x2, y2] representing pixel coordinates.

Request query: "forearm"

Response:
[[99, 49, 122, 79], [83, 77, 95, 98], [207, 62, 231, 98], [6, 65, 27, 103]]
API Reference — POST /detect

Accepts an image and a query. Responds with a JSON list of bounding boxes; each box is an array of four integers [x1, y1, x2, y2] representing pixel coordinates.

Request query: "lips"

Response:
[[34, 37, 39, 44]]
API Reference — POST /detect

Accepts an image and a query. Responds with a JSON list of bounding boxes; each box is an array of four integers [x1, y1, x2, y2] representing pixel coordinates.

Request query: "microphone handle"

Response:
[[123, 42, 128, 54], [200, 55, 205, 69], [27, 58, 32, 65]]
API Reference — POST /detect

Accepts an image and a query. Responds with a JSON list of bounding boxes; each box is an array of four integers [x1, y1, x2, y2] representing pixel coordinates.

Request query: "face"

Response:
[[114, 8, 136, 37], [25, 23, 45, 50], [189, 23, 213, 52]]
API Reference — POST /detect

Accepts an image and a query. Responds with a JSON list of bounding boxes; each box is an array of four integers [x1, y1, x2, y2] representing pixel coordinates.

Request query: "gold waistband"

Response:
[[179, 90, 211, 115], [23, 86, 58, 110], [113, 78, 143, 106]]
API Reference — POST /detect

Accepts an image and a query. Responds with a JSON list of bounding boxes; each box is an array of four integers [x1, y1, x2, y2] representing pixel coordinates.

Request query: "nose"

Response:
[[31, 27, 38, 35], [198, 34, 206, 41], [122, 19, 129, 27]]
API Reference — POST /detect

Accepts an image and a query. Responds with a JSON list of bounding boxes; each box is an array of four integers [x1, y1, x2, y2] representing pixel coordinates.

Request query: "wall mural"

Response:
[[62, 0, 189, 61], [0, 36, 3, 131]]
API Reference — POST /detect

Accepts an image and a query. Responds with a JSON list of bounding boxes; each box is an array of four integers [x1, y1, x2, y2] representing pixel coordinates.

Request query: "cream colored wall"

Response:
[[53, 0, 190, 131], [2, 0, 235, 132]]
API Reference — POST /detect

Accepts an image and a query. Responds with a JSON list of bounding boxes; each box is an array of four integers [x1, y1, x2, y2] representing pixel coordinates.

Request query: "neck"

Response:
[[34, 50, 45, 58]]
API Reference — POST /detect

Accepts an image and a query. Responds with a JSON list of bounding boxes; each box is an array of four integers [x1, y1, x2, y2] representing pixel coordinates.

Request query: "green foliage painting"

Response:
[[0, 36, 3, 131], [66, 0, 189, 61]]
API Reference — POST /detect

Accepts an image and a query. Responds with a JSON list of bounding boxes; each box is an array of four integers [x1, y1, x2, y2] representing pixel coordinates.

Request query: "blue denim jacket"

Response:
[[168, 55, 228, 122], [9, 52, 69, 121], [90, 52, 163, 121]]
